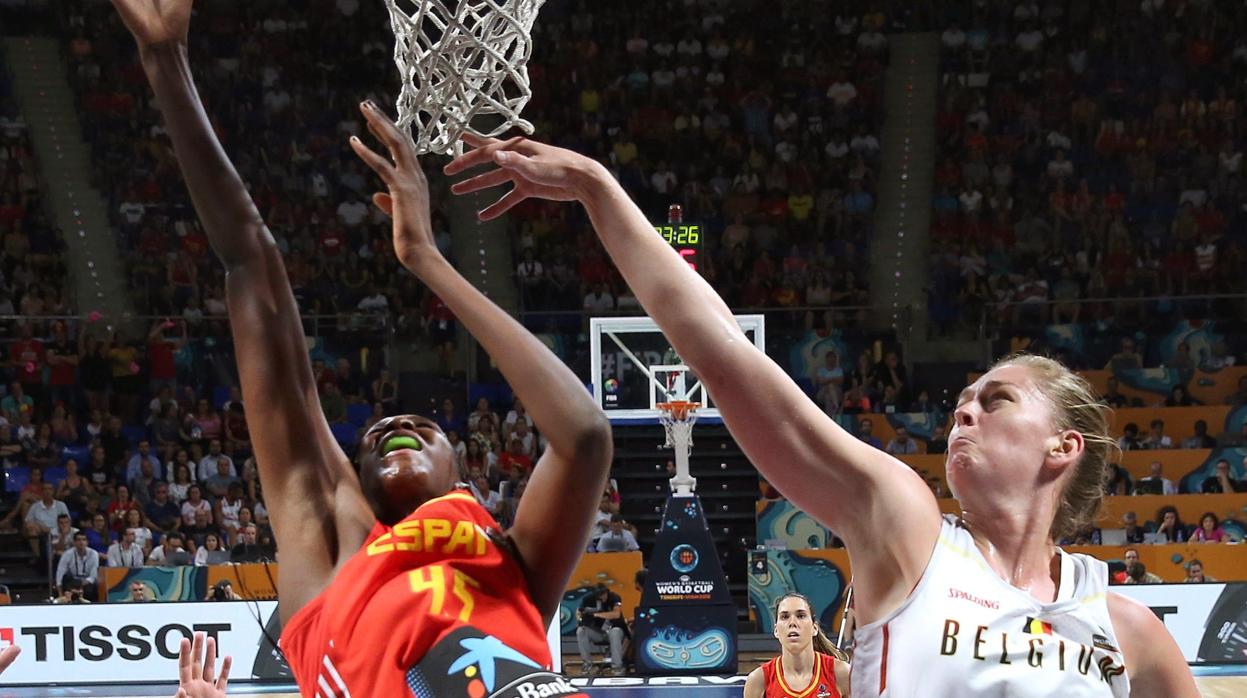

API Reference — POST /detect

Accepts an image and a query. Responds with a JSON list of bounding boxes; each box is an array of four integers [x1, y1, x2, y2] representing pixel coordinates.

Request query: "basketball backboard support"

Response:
[[589, 315, 765, 424]]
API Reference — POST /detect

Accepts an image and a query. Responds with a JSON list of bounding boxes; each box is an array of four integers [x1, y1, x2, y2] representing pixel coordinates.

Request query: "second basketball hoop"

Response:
[[657, 400, 700, 496]]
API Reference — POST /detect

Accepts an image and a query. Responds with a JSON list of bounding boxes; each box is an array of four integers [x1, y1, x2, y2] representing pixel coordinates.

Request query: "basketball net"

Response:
[[657, 401, 699, 496], [382, 0, 545, 155]]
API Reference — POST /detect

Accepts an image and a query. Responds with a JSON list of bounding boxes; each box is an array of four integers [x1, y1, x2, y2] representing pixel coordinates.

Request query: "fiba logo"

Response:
[[670, 544, 699, 574]]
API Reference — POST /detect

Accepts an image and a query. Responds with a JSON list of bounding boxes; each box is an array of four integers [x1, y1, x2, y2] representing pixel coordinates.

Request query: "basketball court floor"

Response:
[[2, 668, 1244, 698]]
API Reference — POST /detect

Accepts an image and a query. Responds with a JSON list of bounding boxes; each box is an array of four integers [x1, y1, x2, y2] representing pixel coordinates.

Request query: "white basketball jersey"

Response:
[[851, 516, 1129, 697]]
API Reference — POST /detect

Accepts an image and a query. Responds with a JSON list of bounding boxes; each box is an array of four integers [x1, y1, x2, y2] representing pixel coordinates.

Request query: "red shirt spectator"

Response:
[[10, 332, 45, 387]]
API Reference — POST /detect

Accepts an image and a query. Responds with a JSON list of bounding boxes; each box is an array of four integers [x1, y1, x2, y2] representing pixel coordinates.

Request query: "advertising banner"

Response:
[[634, 494, 736, 675], [0, 601, 562, 685], [0, 601, 289, 685], [1116, 583, 1247, 664]]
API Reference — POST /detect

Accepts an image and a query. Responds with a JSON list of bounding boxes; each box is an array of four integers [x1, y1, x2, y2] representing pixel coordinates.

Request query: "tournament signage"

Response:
[[634, 495, 737, 675], [0, 601, 564, 686], [0, 601, 290, 685], [1115, 583, 1247, 664]]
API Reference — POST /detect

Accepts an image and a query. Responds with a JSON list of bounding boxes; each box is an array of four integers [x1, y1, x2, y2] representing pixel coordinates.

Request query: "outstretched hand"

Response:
[[111, 0, 192, 49], [0, 644, 20, 676], [444, 134, 603, 221], [348, 102, 438, 272], [173, 632, 231, 698]]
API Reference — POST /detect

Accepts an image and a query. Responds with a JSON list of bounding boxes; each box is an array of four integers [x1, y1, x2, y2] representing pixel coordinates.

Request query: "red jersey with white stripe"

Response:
[[280, 490, 579, 698], [760, 652, 842, 698]]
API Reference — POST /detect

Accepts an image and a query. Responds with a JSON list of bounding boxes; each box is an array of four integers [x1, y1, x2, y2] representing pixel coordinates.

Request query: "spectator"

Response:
[[885, 426, 919, 456], [1154, 506, 1187, 544], [591, 515, 640, 553], [180, 485, 212, 528], [106, 484, 141, 534], [1105, 338, 1143, 372], [123, 509, 154, 554], [1124, 562, 1163, 585], [576, 584, 626, 676], [856, 418, 883, 449], [1102, 377, 1128, 409], [1202, 459, 1246, 493], [1184, 559, 1216, 583], [230, 523, 275, 563], [107, 528, 146, 568], [54, 533, 100, 599], [926, 423, 948, 455], [145, 481, 181, 534], [125, 581, 153, 602], [197, 438, 236, 482], [23, 483, 69, 556], [125, 439, 163, 483], [813, 351, 844, 414], [1121, 512, 1146, 545], [194, 532, 230, 566], [1181, 420, 1217, 449], [469, 475, 502, 518], [1136, 462, 1177, 496], [148, 531, 192, 566], [1142, 420, 1173, 450], [83, 513, 112, 555], [1192, 512, 1228, 544], [49, 513, 79, 558], [1117, 423, 1145, 451]]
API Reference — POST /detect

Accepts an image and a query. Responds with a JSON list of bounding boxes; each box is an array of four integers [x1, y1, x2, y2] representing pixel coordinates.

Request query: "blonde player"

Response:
[[745, 593, 850, 698], [447, 136, 1199, 697]]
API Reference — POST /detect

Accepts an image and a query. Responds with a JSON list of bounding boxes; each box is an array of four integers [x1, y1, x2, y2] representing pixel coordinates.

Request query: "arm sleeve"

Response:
[[86, 553, 99, 583]]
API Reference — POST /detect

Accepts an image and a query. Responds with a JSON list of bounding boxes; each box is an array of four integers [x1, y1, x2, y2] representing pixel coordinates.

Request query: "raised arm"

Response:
[[446, 136, 940, 624], [349, 107, 613, 622], [112, 0, 372, 620]]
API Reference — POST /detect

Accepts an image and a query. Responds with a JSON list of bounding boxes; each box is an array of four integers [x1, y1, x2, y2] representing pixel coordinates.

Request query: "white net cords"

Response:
[[382, 0, 546, 156], [662, 413, 698, 495]]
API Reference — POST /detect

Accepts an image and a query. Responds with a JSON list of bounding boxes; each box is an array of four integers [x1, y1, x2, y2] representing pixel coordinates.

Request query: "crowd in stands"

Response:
[[57, 0, 448, 353], [928, 0, 1247, 336], [0, 54, 73, 333], [509, 0, 893, 320]]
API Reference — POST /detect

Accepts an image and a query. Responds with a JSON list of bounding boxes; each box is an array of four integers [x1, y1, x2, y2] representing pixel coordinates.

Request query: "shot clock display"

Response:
[[654, 222, 704, 274]]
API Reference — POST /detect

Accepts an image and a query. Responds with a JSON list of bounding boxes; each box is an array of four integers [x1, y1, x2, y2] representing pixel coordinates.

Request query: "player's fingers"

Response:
[[444, 136, 524, 175], [350, 137, 396, 184], [189, 632, 204, 680], [217, 655, 232, 690], [460, 131, 502, 149], [450, 167, 514, 195], [372, 192, 394, 217], [360, 102, 415, 168], [479, 188, 528, 221], [0, 644, 21, 672], [202, 636, 217, 685], [493, 150, 565, 187], [177, 637, 193, 684]]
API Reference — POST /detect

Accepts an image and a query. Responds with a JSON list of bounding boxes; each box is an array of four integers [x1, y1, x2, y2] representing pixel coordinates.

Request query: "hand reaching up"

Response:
[[111, 0, 193, 49], [444, 133, 606, 220], [173, 632, 231, 698]]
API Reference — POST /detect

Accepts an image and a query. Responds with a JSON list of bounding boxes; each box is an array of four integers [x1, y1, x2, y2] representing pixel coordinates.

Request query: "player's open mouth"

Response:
[[381, 434, 422, 456], [787, 631, 800, 639]]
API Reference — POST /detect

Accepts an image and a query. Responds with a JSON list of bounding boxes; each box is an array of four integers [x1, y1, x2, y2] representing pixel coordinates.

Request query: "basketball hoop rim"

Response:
[[656, 400, 701, 422]]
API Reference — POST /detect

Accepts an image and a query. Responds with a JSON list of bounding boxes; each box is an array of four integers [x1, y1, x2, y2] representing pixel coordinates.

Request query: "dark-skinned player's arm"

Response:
[[350, 108, 613, 622], [446, 136, 941, 626], [111, 0, 373, 622]]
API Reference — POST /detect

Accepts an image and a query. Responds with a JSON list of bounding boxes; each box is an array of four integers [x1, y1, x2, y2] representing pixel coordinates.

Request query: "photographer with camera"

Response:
[[52, 577, 92, 605], [207, 579, 243, 602], [575, 583, 626, 676], [53, 532, 99, 602]]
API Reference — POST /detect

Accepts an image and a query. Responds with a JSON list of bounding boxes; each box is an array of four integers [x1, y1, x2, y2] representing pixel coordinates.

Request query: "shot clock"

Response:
[[656, 204, 703, 274]]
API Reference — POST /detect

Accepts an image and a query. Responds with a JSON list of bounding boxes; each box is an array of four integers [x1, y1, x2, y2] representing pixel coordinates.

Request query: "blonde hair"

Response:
[[990, 354, 1118, 541]]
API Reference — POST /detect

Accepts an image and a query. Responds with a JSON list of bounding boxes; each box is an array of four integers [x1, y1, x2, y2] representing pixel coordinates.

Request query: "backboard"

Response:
[[589, 315, 765, 424]]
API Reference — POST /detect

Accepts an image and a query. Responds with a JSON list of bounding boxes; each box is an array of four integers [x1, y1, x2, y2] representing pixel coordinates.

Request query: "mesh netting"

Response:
[[661, 417, 696, 452], [383, 0, 545, 155]]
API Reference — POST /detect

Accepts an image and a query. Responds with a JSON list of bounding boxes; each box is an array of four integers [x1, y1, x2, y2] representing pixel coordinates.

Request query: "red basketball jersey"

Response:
[[281, 490, 582, 698], [760, 652, 842, 698]]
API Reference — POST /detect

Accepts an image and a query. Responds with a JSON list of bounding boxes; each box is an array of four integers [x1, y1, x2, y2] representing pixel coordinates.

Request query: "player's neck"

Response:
[[781, 645, 815, 677], [960, 506, 1061, 602]]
